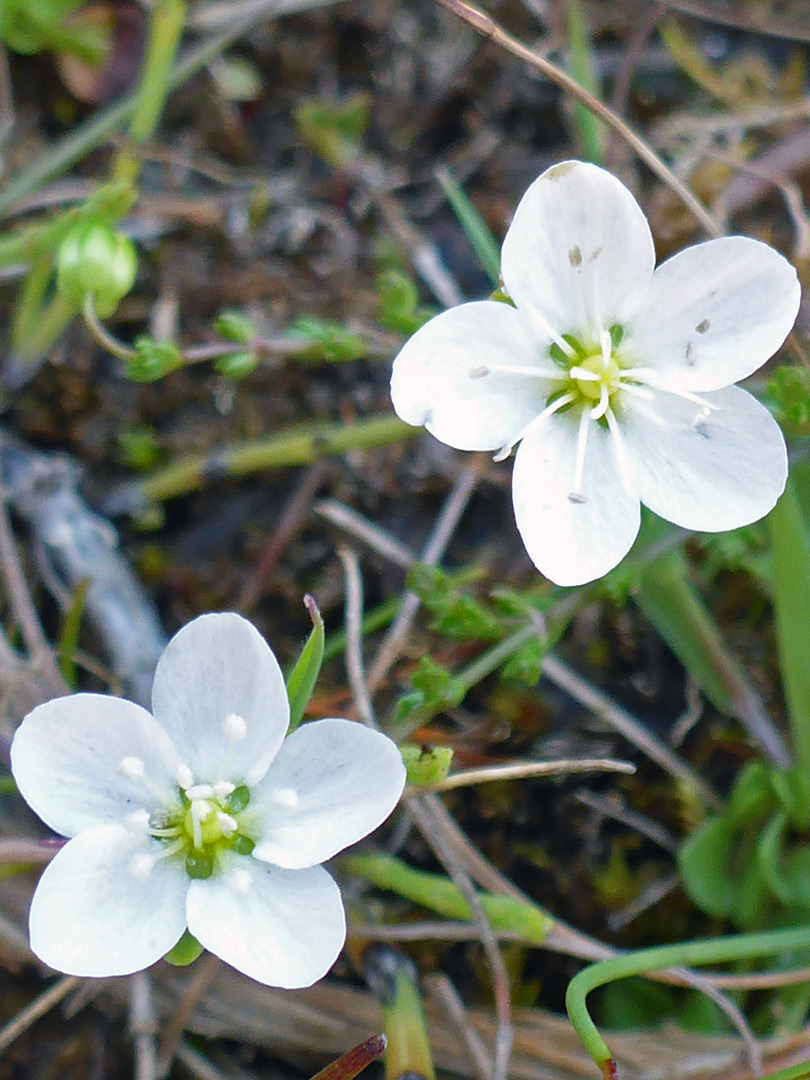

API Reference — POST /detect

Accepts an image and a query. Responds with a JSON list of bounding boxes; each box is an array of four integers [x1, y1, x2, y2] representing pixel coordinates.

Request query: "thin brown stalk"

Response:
[[430, 0, 722, 237]]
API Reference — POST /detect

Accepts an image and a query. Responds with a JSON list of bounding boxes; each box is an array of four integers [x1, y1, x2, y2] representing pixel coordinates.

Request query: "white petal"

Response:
[[629, 236, 800, 392], [512, 409, 641, 586], [501, 161, 655, 339], [29, 825, 188, 976], [621, 385, 787, 531], [11, 695, 180, 837], [252, 719, 405, 869], [390, 300, 553, 451], [187, 860, 345, 988], [151, 613, 288, 787]]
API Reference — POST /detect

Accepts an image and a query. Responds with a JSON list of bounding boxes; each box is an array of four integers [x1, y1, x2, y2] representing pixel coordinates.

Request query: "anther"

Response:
[[270, 787, 299, 810], [186, 783, 215, 800], [216, 811, 239, 835], [129, 853, 156, 880], [231, 868, 253, 894], [223, 713, 248, 742], [119, 756, 145, 781], [126, 810, 151, 832], [176, 764, 194, 789], [213, 781, 236, 799]]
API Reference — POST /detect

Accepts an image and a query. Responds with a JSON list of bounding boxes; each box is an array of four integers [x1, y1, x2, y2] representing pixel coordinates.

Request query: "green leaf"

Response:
[[286, 595, 325, 733], [758, 811, 810, 910], [435, 168, 501, 286], [767, 480, 810, 789], [679, 816, 751, 919]]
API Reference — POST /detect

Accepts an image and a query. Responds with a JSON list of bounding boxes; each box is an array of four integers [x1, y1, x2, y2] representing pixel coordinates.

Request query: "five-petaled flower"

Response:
[[391, 161, 801, 586], [11, 613, 405, 987]]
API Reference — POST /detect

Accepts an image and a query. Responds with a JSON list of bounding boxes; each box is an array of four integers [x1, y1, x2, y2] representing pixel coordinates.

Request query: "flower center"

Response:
[[571, 351, 622, 403], [119, 713, 259, 882]]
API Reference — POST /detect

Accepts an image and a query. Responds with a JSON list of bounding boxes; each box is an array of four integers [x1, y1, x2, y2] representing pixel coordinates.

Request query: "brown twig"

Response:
[[430, 0, 721, 237]]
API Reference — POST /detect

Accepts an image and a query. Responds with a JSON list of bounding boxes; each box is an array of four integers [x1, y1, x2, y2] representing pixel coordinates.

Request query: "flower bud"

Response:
[[57, 223, 137, 317], [127, 337, 182, 382]]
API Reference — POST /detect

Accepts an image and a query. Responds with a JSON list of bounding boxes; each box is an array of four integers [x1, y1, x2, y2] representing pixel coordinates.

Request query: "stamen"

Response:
[[216, 811, 239, 835], [617, 382, 655, 402], [223, 713, 247, 742], [129, 853, 156, 880], [487, 362, 570, 380], [119, 756, 145, 781], [523, 306, 576, 359], [191, 798, 212, 822], [126, 810, 151, 832], [495, 391, 576, 462], [571, 408, 591, 499], [589, 383, 610, 421], [269, 787, 299, 810], [176, 764, 194, 790], [600, 329, 612, 369], [605, 408, 634, 496], [186, 783, 215, 800], [213, 780, 236, 799], [625, 369, 721, 412], [231, 868, 253, 894], [569, 366, 600, 382]]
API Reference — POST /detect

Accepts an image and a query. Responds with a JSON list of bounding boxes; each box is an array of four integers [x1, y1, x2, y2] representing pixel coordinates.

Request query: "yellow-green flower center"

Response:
[[572, 352, 622, 402]]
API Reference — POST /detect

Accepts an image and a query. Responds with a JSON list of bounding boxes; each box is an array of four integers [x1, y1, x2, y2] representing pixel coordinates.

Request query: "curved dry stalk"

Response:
[[430, 0, 722, 237]]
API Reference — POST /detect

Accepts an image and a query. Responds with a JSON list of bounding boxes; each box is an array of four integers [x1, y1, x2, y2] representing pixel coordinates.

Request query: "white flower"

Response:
[[391, 161, 801, 586], [10, 613, 405, 987]]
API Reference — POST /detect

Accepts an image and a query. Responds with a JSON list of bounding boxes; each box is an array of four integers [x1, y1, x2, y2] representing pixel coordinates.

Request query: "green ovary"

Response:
[[152, 784, 256, 881], [573, 353, 621, 402]]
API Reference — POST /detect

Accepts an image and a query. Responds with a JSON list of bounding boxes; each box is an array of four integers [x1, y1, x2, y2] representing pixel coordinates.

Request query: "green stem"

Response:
[[386, 622, 537, 740], [118, 415, 416, 510], [566, 924, 810, 1077], [9, 256, 53, 350], [113, 0, 187, 184], [564, 0, 604, 164], [767, 481, 810, 783], [6, 292, 78, 385], [82, 295, 137, 361], [0, 19, 250, 218], [347, 853, 555, 943]]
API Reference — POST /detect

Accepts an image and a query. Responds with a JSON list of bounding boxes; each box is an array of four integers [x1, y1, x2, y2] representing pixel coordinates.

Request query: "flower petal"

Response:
[[621, 384, 787, 531], [501, 161, 655, 338], [151, 613, 288, 787], [11, 695, 180, 837], [29, 825, 188, 976], [390, 300, 553, 451], [629, 236, 800, 392], [187, 860, 345, 988], [251, 719, 405, 869], [512, 409, 641, 586]]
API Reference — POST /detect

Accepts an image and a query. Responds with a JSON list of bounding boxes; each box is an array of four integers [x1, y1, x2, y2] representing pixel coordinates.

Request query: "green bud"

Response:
[[214, 350, 259, 378], [401, 744, 454, 786], [214, 309, 255, 343], [127, 337, 183, 382], [57, 223, 137, 317]]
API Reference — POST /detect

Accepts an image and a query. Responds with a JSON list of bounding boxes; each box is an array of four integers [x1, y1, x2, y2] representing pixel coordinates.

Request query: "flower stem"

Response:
[[82, 296, 137, 361], [566, 924, 810, 1077], [111, 415, 417, 512], [113, 0, 188, 185]]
